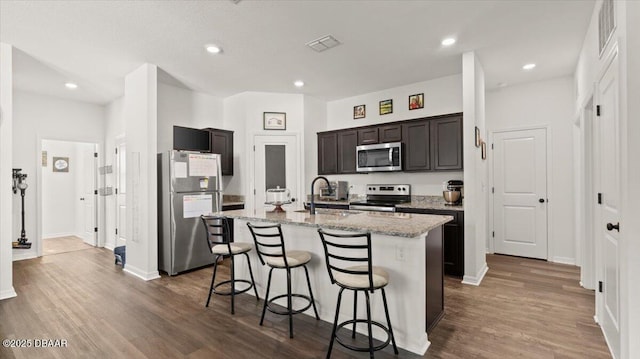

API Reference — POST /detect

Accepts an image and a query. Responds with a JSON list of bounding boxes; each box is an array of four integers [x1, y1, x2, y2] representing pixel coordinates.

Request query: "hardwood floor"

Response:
[[42, 236, 93, 256], [0, 250, 610, 358]]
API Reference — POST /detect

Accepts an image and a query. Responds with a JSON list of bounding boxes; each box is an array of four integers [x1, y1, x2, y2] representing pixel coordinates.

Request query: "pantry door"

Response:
[[253, 134, 300, 212], [493, 128, 548, 259]]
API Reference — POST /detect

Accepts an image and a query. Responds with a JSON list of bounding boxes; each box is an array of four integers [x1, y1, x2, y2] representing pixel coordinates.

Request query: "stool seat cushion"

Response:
[[334, 265, 389, 289], [265, 250, 311, 268], [211, 242, 252, 255]]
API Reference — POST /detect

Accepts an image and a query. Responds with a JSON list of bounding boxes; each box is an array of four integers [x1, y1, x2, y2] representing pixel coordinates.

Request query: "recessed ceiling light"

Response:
[[522, 63, 536, 70], [441, 38, 456, 46], [205, 44, 222, 54], [65, 82, 78, 89], [294, 80, 304, 88]]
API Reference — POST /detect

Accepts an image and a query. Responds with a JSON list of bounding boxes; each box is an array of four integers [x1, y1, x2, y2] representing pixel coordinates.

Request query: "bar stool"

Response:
[[246, 222, 320, 338], [201, 215, 259, 314], [317, 228, 398, 358]]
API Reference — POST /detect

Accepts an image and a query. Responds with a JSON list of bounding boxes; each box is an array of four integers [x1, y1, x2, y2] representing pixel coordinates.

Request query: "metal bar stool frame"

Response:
[[317, 228, 399, 358], [201, 215, 259, 314], [246, 222, 320, 338]]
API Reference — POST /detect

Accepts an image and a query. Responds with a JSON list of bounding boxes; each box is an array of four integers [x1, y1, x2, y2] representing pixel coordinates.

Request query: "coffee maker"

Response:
[[442, 180, 463, 205]]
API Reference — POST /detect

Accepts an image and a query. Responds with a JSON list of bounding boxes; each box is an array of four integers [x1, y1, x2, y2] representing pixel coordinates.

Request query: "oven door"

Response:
[[356, 142, 402, 172]]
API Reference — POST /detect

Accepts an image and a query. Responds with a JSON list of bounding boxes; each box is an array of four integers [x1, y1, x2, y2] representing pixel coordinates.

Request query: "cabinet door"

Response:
[[210, 129, 234, 176], [402, 120, 430, 171], [317, 132, 338, 175], [337, 130, 358, 173], [379, 124, 402, 143], [431, 116, 463, 170], [357, 128, 379, 145]]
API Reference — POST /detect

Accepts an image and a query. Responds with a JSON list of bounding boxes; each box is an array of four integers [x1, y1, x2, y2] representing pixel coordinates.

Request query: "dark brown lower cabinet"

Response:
[[397, 207, 464, 277], [425, 224, 444, 333]]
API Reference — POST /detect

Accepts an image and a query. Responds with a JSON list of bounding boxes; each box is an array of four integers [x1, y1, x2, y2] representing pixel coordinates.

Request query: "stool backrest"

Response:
[[200, 215, 232, 254], [317, 228, 374, 291], [246, 222, 288, 267]]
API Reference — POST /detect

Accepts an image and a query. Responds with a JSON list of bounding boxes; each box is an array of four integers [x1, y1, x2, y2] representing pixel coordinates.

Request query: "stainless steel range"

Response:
[[349, 184, 411, 212]]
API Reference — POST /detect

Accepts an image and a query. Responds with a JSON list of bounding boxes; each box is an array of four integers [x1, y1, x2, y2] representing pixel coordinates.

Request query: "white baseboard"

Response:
[[552, 256, 576, 265], [104, 243, 115, 251], [462, 262, 489, 286], [124, 265, 160, 281], [42, 232, 76, 239], [0, 288, 17, 300]]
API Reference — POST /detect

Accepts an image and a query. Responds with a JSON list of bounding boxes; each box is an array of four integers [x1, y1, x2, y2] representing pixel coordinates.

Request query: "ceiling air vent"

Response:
[[306, 35, 341, 52], [598, 0, 615, 56]]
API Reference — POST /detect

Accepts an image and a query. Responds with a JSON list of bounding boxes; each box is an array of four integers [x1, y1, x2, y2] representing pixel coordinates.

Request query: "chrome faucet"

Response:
[[309, 176, 332, 215]]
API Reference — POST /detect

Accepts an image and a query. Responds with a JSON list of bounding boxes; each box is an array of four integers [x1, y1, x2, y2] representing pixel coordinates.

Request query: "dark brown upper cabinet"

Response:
[[431, 116, 463, 171], [317, 132, 338, 175], [317, 112, 462, 175], [357, 128, 379, 145], [337, 130, 358, 173], [204, 128, 234, 176], [402, 120, 431, 171], [379, 124, 402, 143]]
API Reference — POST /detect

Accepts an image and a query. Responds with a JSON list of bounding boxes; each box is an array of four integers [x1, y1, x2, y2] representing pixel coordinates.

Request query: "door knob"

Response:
[[538, 198, 545, 203], [291, 198, 296, 202], [606, 222, 620, 232]]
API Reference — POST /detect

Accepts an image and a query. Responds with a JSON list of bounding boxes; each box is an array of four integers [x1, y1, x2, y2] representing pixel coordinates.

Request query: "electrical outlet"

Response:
[[395, 245, 405, 261]]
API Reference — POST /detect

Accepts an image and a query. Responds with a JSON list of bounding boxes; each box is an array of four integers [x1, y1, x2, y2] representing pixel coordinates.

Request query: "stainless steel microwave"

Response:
[[356, 142, 402, 172]]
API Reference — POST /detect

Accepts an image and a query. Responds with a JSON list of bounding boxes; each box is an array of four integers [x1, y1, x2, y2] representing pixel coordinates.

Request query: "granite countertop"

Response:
[[396, 196, 464, 211], [221, 208, 453, 238], [305, 195, 463, 211]]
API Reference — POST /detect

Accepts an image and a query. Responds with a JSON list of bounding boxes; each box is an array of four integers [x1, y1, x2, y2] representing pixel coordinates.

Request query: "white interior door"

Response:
[[596, 53, 620, 359], [493, 128, 548, 259], [115, 139, 127, 247], [253, 135, 299, 212], [81, 148, 97, 245]]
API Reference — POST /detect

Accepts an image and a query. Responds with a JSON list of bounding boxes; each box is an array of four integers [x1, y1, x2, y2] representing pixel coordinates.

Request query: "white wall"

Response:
[[157, 82, 224, 153], [123, 63, 159, 281], [0, 43, 16, 299], [622, 2, 640, 356], [12, 90, 105, 260], [462, 52, 488, 285], [324, 74, 463, 196], [222, 92, 305, 208], [303, 95, 327, 191], [486, 76, 575, 264]]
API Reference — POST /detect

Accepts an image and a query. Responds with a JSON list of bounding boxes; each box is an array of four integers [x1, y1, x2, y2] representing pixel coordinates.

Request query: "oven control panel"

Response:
[[364, 184, 411, 196]]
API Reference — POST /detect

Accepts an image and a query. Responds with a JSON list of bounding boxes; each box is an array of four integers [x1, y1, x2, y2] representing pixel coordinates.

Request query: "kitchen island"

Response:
[[221, 208, 452, 355]]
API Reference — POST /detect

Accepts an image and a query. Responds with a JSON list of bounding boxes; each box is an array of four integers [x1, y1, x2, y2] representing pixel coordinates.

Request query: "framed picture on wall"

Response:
[[53, 157, 69, 172], [379, 99, 393, 115], [408, 93, 424, 110], [263, 112, 286, 130], [353, 104, 366, 119]]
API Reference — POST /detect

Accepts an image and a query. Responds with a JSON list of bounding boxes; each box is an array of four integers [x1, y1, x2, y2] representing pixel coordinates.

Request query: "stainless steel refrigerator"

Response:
[[158, 150, 222, 275]]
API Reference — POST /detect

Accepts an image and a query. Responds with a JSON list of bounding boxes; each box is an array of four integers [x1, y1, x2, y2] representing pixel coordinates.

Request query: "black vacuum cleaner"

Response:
[[12, 168, 32, 249]]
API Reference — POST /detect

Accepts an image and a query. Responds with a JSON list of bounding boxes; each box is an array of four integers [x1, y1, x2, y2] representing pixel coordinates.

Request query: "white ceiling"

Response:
[[0, 0, 595, 105]]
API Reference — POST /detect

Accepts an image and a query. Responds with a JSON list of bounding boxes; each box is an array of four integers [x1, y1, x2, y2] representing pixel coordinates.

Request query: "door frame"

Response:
[[248, 132, 302, 212], [593, 42, 622, 358], [488, 125, 551, 259], [113, 135, 126, 250], [36, 136, 102, 257], [577, 94, 596, 290]]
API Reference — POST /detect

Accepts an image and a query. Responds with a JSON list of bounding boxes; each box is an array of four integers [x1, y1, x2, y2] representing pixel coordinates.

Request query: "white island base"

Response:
[[227, 214, 445, 356]]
